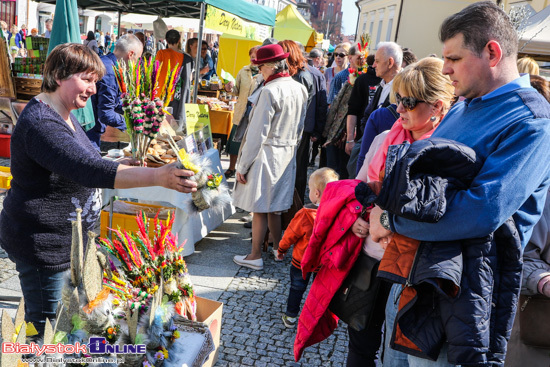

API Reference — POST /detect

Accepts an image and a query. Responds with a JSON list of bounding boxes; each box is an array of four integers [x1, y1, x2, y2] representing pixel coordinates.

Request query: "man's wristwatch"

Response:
[[346, 140, 355, 144], [380, 210, 391, 231]]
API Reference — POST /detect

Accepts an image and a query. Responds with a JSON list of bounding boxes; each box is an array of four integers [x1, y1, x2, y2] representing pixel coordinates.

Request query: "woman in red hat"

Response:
[[233, 43, 309, 271]]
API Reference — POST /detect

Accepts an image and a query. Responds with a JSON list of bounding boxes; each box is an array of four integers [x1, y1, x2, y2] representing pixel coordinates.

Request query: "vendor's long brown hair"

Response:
[[278, 40, 306, 77]]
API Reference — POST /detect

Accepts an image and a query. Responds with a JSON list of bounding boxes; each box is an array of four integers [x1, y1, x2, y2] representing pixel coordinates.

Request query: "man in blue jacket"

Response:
[[88, 34, 143, 151], [364, 1, 550, 366]]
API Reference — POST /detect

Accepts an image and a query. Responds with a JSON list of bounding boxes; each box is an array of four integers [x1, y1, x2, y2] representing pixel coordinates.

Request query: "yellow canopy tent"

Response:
[[217, 33, 262, 78], [273, 4, 323, 52]]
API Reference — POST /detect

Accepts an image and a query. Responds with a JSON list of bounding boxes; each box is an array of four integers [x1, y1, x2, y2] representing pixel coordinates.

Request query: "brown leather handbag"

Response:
[[518, 294, 550, 348]]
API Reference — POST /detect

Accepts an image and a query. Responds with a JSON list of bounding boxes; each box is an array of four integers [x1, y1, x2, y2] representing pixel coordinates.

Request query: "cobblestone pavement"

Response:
[[215, 253, 350, 366], [0, 157, 352, 366]]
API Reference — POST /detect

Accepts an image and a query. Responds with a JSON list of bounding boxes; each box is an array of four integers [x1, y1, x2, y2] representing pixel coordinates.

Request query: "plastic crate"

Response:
[[100, 201, 175, 240], [0, 134, 10, 158], [0, 166, 11, 190]]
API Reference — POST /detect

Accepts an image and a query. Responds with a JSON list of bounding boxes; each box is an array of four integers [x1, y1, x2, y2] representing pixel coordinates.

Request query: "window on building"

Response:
[[375, 9, 385, 46], [0, 0, 16, 29], [79, 15, 86, 35], [95, 16, 102, 32], [369, 11, 376, 37], [386, 6, 396, 41]]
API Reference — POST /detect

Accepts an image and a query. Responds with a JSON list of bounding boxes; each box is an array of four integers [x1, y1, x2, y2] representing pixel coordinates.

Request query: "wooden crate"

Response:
[[100, 201, 175, 240], [14, 77, 42, 100]]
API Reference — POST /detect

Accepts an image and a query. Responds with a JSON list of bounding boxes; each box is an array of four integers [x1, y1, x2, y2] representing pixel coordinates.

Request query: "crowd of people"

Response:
[[226, 1, 550, 367], [1, 1, 550, 366]]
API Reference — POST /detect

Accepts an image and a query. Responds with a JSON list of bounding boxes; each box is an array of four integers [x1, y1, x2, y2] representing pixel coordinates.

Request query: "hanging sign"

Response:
[[185, 104, 213, 155], [205, 6, 271, 42]]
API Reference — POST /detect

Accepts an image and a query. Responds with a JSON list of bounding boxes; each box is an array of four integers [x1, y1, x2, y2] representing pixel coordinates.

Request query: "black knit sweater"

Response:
[[0, 98, 119, 270]]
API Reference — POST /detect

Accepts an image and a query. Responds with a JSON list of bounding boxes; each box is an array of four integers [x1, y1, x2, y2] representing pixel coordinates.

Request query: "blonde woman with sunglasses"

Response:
[[347, 57, 454, 366], [325, 42, 350, 92], [356, 57, 454, 183]]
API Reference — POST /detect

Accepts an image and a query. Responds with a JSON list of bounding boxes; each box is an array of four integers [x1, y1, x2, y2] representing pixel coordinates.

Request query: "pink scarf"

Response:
[[368, 118, 437, 182]]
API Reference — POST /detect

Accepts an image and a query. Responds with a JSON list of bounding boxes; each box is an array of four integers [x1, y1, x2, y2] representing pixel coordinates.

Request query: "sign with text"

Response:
[[205, 6, 271, 42], [185, 104, 213, 155]]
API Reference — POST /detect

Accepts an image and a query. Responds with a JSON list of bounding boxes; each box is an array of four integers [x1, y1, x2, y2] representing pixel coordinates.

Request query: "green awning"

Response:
[[34, 0, 276, 27]]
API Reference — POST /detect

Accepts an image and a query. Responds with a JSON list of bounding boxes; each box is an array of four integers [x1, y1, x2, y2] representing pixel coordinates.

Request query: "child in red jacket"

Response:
[[277, 168, 339, 328]]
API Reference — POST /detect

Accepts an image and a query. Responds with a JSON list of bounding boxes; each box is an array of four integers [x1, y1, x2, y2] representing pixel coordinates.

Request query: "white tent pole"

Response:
[[193, 2, 206, 103]]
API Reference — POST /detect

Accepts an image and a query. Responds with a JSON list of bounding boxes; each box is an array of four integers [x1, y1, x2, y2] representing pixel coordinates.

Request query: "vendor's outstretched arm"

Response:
[[115, 164, 197, 193], [391, 118, 550, 243]]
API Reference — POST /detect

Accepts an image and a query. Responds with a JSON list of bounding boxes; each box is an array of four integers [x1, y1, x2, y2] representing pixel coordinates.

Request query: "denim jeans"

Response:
[[408, 344, 458, 367], [384, 284, 459, 367], [11, 255, 69, 338], [286, 265, 312, 317], [383, 284, 410, 367]]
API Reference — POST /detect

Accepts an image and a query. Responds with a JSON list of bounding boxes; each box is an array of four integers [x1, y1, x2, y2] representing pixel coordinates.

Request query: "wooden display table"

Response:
[[197, 89, 220, 98], [102, 148, 234, 256]]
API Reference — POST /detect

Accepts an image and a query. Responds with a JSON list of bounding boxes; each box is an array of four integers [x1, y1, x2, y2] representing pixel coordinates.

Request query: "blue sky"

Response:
[[341, 0, 359, 35]]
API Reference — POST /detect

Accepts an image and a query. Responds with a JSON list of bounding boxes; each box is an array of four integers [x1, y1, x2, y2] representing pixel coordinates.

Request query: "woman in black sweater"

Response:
[[0, 43, 197, 338]]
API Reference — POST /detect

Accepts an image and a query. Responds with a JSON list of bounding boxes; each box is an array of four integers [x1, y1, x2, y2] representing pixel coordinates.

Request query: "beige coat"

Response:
[[228, 65, 261, 125], [233, 76, 308, 213]]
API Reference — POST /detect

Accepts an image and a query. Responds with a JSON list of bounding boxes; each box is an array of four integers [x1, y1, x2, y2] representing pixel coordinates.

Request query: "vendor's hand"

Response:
[[225, 81, 234, 92], [352, 217, 369, 239], [158, 163, 197, 193], [236, 172, 247, 184], [370, 205, 392, 242], [118, 158, 142, 166], [345, 141, 355, 155], [200, 66, 210, 75]]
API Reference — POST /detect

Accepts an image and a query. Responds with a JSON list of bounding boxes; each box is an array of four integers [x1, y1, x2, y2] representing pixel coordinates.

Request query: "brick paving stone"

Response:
[[215, 245, 350, 366]]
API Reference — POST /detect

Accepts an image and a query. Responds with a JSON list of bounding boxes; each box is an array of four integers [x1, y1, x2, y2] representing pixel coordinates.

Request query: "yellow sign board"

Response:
[[185, 104, 213, 155], [205, 6, 271, 42]]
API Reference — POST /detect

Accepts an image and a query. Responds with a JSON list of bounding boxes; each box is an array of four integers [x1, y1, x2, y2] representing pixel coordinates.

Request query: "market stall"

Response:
[[274, 4, 323, 52], [103, 148, 233, 257]]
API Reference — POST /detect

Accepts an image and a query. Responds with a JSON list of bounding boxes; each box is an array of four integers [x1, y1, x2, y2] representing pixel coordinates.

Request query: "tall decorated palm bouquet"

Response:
[[113, 58, 181, 165], [347, 33, 371, 85]]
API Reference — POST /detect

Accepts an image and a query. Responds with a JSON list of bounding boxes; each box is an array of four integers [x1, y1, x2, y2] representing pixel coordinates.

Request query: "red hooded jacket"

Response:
[[294, 179, 365, 361]]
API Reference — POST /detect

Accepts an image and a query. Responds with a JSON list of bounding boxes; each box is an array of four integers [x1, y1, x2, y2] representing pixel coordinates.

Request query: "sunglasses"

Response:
[[334, 53, 347, 58], [395, 93, 425, 111]]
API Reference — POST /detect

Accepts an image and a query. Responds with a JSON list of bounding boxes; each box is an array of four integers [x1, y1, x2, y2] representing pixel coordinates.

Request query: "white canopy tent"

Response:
[[110, 13, 221, 34], [518, 5, 550, 61]]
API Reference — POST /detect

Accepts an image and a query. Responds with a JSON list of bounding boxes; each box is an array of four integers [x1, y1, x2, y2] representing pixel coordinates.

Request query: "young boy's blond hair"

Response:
[[308, 168, 339, 204]]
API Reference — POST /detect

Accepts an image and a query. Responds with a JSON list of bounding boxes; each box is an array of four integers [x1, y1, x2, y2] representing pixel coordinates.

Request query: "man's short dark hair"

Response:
[[165, 30, 181, 46], [402, 48, 417, 67], [439, 1, 518, 58], [42, 43, 105, 93]]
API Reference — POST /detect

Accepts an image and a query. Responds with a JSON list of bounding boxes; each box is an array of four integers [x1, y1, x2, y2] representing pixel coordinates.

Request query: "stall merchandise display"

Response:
[[196, 95, 235, 111], [0, 209, 215, 367], [113, 58, 181, 165]]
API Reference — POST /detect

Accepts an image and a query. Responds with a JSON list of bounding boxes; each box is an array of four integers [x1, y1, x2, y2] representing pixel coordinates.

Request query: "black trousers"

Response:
[[346, 280, 391, 367], [295, 132, 311, 204]]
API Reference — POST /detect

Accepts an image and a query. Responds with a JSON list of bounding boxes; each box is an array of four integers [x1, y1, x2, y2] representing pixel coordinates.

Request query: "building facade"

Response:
[[355, 0, 521, 58], [1, 0, 116, 37], [309, 0, 343, 43]]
